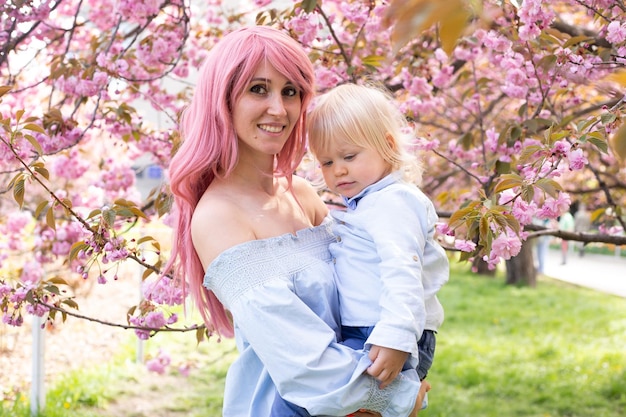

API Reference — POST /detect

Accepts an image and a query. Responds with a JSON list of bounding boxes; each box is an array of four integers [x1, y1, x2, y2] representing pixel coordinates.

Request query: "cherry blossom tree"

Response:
[[1, 0, 626, 340]]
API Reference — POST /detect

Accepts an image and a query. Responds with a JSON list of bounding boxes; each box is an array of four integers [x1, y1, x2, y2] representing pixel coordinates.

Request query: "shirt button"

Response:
[[333, 258, 337, 264], [336, 236, 342, 242], [413, 255, 419, 262]]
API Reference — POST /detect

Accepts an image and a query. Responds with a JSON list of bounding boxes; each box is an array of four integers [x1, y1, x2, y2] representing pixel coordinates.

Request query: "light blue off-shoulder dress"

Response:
[[204, 218, 421, 417]]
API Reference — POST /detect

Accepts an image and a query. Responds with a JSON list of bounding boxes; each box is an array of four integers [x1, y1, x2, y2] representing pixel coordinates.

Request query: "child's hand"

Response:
[[366, 345, 409, 388]]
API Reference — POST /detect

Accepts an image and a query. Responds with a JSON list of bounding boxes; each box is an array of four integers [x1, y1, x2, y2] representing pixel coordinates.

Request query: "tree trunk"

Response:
[[505, 241, 537, 287]]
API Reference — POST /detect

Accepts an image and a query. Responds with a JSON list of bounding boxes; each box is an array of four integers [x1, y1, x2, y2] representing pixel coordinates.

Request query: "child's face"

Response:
[[315, 135, 392, 199]]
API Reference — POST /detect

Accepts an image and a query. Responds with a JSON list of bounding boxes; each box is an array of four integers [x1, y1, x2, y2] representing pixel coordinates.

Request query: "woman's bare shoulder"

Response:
[[191, 192, 255, 269], [291, 175, 329, 225]]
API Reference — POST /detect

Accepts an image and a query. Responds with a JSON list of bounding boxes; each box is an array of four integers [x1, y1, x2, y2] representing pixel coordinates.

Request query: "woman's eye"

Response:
[[250, 84, 268, 94], [283, 86, 298, 97]]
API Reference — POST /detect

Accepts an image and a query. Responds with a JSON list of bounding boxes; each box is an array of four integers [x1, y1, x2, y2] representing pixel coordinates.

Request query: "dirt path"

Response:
[[1, 270, 142, 401]]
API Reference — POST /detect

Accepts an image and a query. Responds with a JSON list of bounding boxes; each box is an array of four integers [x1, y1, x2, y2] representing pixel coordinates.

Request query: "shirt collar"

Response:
[[342, 172, 401, 210]]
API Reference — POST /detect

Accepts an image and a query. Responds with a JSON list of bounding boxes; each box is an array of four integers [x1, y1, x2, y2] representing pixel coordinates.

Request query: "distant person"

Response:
[[558, 208, 575, 265], [534, 218, 551, 274], [574, 203, 592, 257]]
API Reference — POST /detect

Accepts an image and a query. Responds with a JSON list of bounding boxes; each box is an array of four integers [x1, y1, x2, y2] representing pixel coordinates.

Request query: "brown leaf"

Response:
[[610, 122, 626, 164], [383, 0, 475, 54]]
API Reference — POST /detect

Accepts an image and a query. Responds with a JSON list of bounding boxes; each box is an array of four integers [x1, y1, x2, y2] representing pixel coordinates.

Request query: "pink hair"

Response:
[[164, 26, 315, 337]]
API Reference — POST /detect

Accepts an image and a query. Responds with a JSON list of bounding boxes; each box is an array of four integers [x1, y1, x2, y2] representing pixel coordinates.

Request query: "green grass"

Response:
[[422, 264, 626, 417], [2, 262, 625, 416]]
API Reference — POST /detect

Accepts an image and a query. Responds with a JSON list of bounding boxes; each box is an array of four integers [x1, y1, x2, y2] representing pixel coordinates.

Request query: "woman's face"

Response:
[[233, 64, 301, 159]]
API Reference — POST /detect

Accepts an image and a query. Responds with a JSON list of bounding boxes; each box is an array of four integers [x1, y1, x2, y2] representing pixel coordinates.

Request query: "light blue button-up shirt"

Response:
[[331, 173, 449, 363]]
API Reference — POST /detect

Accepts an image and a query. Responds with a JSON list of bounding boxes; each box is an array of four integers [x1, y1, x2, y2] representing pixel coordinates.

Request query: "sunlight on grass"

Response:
[[422, 263, 626, 417]]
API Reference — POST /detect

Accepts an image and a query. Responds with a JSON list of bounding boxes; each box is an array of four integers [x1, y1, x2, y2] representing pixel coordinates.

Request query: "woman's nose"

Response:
[[267, 94, 287, 116]]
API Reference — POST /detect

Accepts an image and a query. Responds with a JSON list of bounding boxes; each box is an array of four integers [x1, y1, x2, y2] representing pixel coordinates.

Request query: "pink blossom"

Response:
[[552, 140, 571, 157], [606, 21, 626, 44], [537, 193, 571, 218], [26, 302, 50, 317], [21, 261, 44, 284], [0, 282, 13, 297], [403, 72, 432, 97], [511, 199, 537, 226], [436, 222, 454, 236], [598, 224, 623, 235], [568, 148, 588, 170], [498, 189, 517, 206], [144, 311, 167, 328], [143, 277, 184, 305], [315, 67, 343, 91], [432, 66, 454, 89], [491, 229, 522, 260], [454, 240, 476, 252], [178, 363, 191, 377], [146, 349, 171, 375]]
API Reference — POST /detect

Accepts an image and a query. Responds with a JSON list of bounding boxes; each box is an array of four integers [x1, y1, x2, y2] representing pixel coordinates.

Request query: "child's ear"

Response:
[[385, 132, 398, 151]]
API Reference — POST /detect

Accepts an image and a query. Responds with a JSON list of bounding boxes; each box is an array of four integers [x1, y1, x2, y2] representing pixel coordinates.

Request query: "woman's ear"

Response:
[[385, 132, 398, 151]]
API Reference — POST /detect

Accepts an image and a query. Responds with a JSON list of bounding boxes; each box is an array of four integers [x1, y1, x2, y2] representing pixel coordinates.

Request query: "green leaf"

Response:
[[0, 85, 12, 97], [62, 299, 79, 310], [23, 123, 46, 134], [563, 35, 594, 49], [46, 276, 70, 286], [301, 0, 318, 13], [13, 178, 25, 208], [448, 206, 477, 229], [494, 174, 523, 193], [24, 134, 44, 155], [588, 136, 609, 154], [537, 54, 557, 71], [611, 123, 626, 161], [196, 327, 206, 345], [362, 55, 386, 68], [103, 209, 116, 227], [600, 112, 616, 125], [590, 207, 605, 223], [142, 268, 154, 280], [69, 241, 89, 262], [46, 206, 56, 230], [35, 200, 50, 218], [33, 164, 50, 180], [534, 178, 562, 198]]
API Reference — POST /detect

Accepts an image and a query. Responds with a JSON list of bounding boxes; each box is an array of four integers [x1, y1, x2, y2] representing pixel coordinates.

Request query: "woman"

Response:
[[165, 26, 424, 416]]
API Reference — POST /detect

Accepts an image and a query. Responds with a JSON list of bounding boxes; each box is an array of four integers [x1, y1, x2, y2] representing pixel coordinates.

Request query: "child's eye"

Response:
[[321, 161, 333, 167], [250, 84, 268, 94], [283, 86, 298, 97], [344, 154, 356, 161]]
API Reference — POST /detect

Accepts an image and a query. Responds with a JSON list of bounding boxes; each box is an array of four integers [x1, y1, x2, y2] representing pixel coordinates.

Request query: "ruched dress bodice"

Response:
[[204, 219, 420, 417]]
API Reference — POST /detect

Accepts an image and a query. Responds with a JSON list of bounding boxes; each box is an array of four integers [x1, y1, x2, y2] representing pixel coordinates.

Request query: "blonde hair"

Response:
[[308, 83, 422, 183]]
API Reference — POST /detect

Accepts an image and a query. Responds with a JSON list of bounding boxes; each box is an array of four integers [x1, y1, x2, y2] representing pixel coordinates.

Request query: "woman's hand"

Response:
[[408, 380, 431, 417], [348, 379, 432, 417], [347, 410, 381, 417]]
